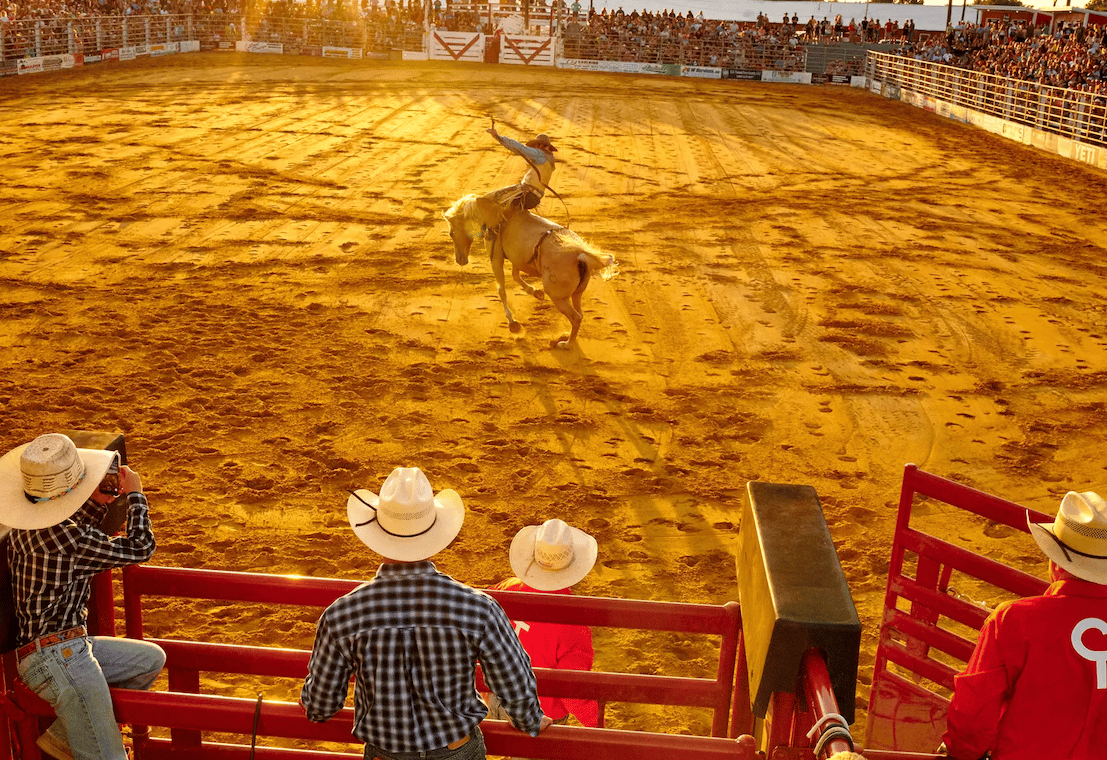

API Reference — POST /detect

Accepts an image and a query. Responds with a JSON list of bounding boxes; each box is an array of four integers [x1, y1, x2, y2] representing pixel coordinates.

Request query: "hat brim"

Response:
[[347, 488, 464, 562], [0, 444, 115, 530], [1028, 514, 1107, 585], [509, 524, 597, 591]]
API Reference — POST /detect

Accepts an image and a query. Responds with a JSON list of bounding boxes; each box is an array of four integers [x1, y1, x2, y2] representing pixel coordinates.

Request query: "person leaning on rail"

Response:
[[940, 490, 1107, 760], [0, 433, 165, 760], [299, 467, 553, 760]]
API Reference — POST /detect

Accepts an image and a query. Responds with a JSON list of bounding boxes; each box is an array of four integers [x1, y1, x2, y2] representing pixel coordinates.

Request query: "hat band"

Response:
[[23, 472, 86, 504], [1044, 529, 1107, 561], [348, 490, 439, 539], [535, 545, 573, 571]]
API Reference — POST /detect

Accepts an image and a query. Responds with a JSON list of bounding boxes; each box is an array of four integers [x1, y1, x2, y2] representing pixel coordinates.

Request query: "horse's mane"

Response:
[[444, 194, 489, 241]]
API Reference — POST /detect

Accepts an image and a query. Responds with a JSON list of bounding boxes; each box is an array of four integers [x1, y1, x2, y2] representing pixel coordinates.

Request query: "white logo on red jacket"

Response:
[[1071, 617, 1107, 689]]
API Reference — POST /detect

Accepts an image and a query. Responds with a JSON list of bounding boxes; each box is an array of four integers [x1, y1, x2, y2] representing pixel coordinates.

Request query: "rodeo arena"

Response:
[[2, 0, 1107, 757]]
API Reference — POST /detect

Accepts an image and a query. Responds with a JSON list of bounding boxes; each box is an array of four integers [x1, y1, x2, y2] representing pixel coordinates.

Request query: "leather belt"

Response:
[[17, 626, 86, 661], [446, 735, 471, 750]]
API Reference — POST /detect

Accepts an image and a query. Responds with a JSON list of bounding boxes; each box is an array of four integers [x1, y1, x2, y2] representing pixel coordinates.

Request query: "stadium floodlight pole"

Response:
[[946, 0, 953, 28]]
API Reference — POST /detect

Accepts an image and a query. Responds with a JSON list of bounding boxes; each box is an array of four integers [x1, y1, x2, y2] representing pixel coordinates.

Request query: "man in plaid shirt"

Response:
[[0, 433, 165, 760], [300, 467, 551, 760]]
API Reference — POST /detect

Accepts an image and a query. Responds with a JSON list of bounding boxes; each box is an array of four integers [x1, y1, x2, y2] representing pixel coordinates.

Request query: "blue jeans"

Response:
[[17, 635, 166, 760], [365, 726, 486, 760]]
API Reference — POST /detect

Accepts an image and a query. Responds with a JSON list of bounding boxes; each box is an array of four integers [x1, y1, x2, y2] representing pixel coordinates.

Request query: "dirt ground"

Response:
[[3, 53, 1107, 745]]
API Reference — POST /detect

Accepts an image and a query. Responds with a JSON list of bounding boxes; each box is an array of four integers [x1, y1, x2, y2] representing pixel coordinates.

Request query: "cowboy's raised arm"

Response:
[[488, 130, 550, 166]]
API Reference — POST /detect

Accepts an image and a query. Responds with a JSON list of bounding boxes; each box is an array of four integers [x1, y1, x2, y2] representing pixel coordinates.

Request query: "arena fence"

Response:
[[865, 51, 1107, 165], [864, 464, 1052, 755]]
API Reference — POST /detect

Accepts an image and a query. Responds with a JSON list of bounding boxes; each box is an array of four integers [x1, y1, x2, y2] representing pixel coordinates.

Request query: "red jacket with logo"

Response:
[[490, 578, 599, 727], [942, 578, 1107, 760]]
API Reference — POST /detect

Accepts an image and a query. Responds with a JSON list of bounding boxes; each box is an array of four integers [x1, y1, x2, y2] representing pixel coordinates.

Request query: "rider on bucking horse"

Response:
[[482, 126, 559, 257], [486, 127, 558, 211]]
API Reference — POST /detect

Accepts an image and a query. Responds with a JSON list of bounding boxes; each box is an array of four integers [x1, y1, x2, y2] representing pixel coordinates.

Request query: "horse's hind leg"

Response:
[[549, 261, 591, 349], [492, 246, 521, 333], [512, 264, 545, 300]]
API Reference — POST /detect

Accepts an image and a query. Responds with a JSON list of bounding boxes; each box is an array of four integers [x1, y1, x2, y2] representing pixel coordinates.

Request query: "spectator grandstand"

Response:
[[899, 18, 1107, 95]]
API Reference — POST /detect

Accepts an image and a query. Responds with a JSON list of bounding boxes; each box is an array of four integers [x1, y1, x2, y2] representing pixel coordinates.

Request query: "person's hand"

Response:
[[486, 127, 499, 138], [119, 465, 143, 496], [536, 715, 554, 734]]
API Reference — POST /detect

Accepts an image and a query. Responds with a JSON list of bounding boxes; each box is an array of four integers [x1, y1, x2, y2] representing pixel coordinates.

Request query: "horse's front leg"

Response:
[[511, 264, 545, 300], [492, 247, 521, 333]]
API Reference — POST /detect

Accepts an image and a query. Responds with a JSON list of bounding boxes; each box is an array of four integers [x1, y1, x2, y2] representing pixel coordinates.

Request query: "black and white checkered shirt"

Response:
[[301, 561, 544, 752], [8, 493, 155, 646]]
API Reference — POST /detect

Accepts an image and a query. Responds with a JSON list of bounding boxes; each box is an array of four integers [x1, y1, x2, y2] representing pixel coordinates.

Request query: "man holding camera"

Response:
[[0, 433, 165, 760]]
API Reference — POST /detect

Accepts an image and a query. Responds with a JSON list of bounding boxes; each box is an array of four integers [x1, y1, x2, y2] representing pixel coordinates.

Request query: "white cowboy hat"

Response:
[[0, 433, 117, 530], [346, 467, 464, 562], [509, 518, 597, 591], [1028, 491, 1107, 585]]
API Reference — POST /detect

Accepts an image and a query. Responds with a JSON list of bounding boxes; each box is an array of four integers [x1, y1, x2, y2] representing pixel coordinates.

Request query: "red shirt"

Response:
[[943, 579, 1107, 760], [491, 578, 599, 726]]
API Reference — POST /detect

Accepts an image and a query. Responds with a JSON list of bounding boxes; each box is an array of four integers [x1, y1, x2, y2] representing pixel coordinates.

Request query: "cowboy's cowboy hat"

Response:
[[1028, 491, 1107, 585], [526, 133, 558, 152], [0, 433, 117, 530], [347, 467, 464, 562], [509, 518, 597, 591]]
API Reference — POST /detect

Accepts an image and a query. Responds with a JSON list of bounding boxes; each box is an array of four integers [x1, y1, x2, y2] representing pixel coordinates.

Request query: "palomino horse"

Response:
[[444, 192, 618, 348]]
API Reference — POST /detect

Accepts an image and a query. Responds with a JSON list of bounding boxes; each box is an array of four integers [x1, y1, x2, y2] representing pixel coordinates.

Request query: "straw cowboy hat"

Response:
[[526, 133, 558, 152], [1028, 491, 1107, 585], [346, 467, 464, 562], [0, 433, 117, 530], [509, 518, 597, 591]]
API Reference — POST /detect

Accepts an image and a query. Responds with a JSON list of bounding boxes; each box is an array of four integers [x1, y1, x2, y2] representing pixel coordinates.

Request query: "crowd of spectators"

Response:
[[901, 19, 1107, 95], [2, 0, 1106, 93]]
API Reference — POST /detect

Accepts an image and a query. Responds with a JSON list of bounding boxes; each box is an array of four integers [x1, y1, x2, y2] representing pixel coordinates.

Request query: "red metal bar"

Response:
[[899, 531, 1047, 598], [765, 690, 795, 754], [110, 691, 752, 760], [728, 629, 754, 739], [710, 601, 741, 738], [87, 570, 116, 637], [882, 609, 976, 663], [121, 566, 738, 634], [140, 738, 360, 759], [801, 650, 851, 758]]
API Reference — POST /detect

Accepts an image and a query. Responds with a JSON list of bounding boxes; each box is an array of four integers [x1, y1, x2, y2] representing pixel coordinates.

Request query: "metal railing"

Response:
[[0, 15, 210, 60], [867, 51, 1107, 148]]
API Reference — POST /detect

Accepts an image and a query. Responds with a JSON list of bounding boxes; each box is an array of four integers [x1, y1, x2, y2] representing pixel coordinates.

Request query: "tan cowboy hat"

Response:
[[1028, 491, 1107, 585], [509, 518, 597, 591], [526, 133, 558, 152], [0, 433, 117, 530], [347, 467, 464, 562]]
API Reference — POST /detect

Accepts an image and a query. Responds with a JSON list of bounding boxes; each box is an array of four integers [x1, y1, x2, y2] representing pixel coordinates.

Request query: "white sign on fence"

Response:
[[430, 31, 484, 63], [499, 34, 554, 66], [322, 46, 363, 59], [236, 40, 284, 54]]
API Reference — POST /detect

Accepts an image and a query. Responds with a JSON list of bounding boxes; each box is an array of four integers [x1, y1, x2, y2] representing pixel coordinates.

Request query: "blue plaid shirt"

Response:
[[301, 561, 544, 752], [8, 493, 155, 646]]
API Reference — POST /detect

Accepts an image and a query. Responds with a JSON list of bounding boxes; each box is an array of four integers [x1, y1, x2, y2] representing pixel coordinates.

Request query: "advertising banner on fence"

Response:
[[558, 58, 678, 76], [322, 46, 363, 59], [180, 40, 200, 53], [762, 70, 811, 84], [681, 65, 721, 79], [236, 40, 284, 54], [18, 54, 75, 75], [102, 48, 120, 61], [723, 68, 761, 81], [149, 42, 180, 56]]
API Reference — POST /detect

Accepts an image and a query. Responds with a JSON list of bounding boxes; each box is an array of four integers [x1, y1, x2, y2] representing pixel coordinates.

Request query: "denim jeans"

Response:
[[17, 635, 166, 760], [365, 726, 486, 760]]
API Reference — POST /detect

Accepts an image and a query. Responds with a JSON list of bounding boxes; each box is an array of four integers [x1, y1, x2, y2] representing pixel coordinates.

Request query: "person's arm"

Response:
[[486, 129, 549, 166], [941, 612, 1012, 760], [77, 467, 156, 571], [300, 611, 356, 722], [479, 598, 548, 735]]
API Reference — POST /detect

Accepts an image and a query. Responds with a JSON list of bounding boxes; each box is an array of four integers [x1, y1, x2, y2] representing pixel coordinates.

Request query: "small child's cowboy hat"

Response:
[[347, 467, 464, 562], [510, 518, 597, 591], [0, 433, 117, 529], [1028, 491, 1107, 585]]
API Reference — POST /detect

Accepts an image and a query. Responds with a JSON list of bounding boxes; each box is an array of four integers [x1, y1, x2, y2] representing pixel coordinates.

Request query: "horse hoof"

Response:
[[551, 335, 572, 349], [509, 322, 523, 333], [533, 290, 546, 301]]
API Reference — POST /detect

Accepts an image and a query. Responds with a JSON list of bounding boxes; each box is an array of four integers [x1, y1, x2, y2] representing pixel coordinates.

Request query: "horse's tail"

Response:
[[558, 230, 619, 281]]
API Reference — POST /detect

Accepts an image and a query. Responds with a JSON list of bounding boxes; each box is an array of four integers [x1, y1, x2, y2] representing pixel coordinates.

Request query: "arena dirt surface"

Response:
[[3, 53, 1107, 746]]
